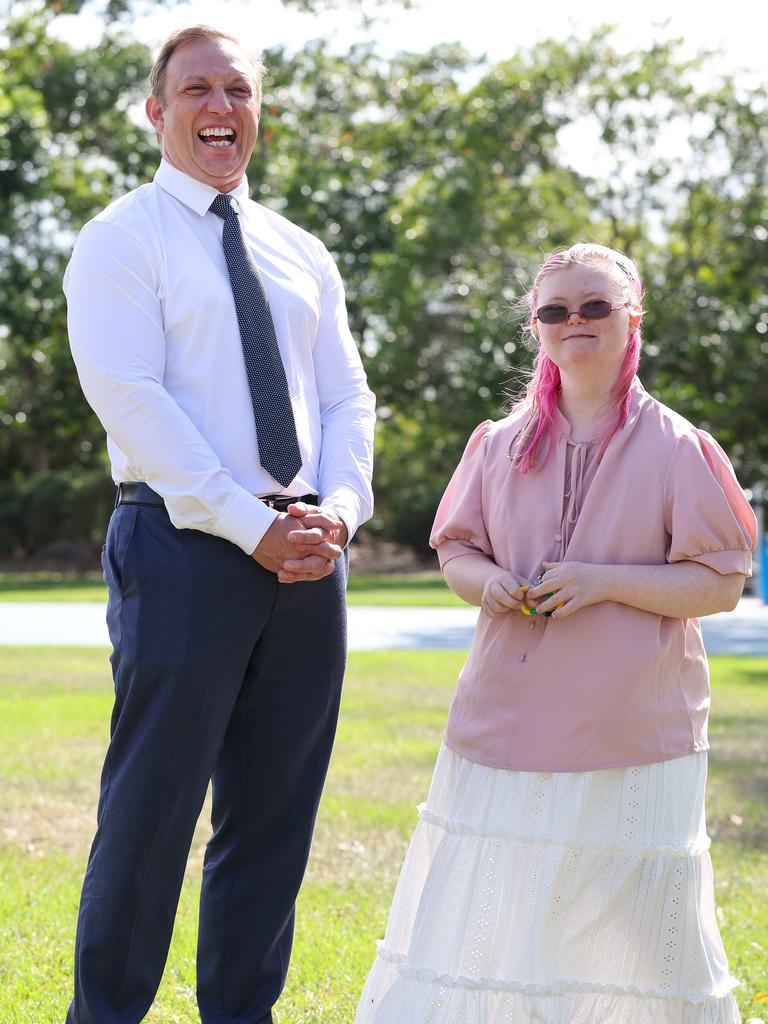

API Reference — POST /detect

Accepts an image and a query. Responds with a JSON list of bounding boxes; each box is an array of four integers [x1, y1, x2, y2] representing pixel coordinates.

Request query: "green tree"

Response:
[[1, 5, 765, 556], [257, 33, 768, 548], [641, 81, 768, 487], [254, 40, 602, 544], [0, 6, 155, 551]]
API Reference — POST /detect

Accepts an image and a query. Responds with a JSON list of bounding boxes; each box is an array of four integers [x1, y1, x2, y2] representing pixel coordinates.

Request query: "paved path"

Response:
[[0, 598, 765, 654]]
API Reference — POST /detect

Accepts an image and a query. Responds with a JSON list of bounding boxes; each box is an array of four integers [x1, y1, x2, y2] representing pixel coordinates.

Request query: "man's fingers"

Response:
[[286, 526, 327, 544], [277, 555, 335, 582], [277, 571, 328, 583], [291, 511, 339, 530], [286, 504, 342, 531], [287, 522, 344, 545], [281, 554, 334, 573], [285, 529, 342, 559], [284, 505, 348, 549], [289, 544, 341, 561]]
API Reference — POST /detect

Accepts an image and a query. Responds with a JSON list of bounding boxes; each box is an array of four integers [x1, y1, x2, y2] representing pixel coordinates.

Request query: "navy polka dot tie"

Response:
[[210, 193, 302, 488]]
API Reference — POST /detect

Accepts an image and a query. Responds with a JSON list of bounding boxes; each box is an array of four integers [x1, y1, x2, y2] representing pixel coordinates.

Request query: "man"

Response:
[[63, 25, 375, 1024]]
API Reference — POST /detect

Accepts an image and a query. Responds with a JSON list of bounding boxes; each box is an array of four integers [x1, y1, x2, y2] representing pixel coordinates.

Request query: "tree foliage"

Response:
[[0, 5, 155, 550], [1, 2, 766, 555], [256, 34, 768, 545]]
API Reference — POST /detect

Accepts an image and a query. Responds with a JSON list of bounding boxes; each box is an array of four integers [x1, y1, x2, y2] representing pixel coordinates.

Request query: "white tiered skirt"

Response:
[[356, 745, 740, 1024]]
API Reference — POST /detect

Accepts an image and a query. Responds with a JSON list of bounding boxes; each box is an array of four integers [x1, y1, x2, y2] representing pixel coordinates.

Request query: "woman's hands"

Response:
[[482, 563, 610, 619], [529, 560, 744, 619], [526, 561, 610, 618], [481, 572, 529, 619], [476, 563, 606, 620], [468, 559, 742, 622]]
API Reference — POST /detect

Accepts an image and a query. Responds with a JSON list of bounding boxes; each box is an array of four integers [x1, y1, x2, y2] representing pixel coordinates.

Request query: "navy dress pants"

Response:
[[66, 502, 347, 1024]]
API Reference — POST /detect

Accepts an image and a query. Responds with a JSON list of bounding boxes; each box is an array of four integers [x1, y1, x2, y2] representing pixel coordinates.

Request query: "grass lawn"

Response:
[[0, 570, 464, 607], [0, 649, 766, 1022]]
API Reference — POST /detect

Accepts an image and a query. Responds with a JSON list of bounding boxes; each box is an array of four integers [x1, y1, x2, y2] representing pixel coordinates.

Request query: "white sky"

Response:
[[50, 0, 768, 86]]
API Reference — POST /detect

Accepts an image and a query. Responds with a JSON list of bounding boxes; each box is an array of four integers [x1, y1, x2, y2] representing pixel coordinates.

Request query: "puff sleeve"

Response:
[[429, 421, 494, 567], [664, 429, 757, 575]]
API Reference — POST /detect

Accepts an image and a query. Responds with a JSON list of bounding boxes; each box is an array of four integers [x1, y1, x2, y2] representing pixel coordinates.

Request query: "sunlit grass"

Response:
[[0, 650, 766, 1022]]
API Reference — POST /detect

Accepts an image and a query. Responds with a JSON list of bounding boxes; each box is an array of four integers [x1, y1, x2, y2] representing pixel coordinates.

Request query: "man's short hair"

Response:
[[149, 25, 266, 108]]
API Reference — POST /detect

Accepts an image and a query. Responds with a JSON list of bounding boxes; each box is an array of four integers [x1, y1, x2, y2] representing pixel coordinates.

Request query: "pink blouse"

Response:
[[429, 379, 757, 772]]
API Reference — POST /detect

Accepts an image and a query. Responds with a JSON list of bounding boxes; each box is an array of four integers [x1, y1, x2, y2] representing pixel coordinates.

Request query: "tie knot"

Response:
[[210, 193, 234, 219]]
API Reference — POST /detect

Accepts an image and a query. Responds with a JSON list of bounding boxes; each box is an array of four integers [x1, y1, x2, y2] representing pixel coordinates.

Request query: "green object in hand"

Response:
[[525, 569, 560, 617], [529, 592, 555, 616]]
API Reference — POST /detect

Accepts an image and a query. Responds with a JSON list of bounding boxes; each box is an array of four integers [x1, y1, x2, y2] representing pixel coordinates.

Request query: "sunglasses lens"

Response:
[[581, 300, 613, 320], [536, 299, 616, 324], [536, 304, 568, 324]]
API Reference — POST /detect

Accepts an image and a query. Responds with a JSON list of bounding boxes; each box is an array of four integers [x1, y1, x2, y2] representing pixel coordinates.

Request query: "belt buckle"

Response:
[[261, 494, 286, 511]]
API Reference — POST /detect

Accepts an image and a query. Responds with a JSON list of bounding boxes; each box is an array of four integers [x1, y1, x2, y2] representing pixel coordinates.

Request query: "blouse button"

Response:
[[529, 622, 536, 631], [554, 533, 562, 543]]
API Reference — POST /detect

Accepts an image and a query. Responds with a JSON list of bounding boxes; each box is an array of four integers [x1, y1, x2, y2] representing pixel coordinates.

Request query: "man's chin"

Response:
[[194, 158, 245, 191]]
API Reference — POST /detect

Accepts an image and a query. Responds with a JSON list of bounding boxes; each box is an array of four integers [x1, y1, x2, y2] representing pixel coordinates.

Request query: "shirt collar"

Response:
[[154, 159, 251, 217]]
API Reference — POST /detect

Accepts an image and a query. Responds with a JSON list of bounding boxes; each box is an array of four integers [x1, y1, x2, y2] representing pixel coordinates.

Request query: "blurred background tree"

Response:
[[0, 6, 156, 554], [1, 0, 765, 558]]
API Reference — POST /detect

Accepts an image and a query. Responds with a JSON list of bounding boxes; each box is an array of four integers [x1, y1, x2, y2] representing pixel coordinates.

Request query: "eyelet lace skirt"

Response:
[[355, 745, 740, 1024]]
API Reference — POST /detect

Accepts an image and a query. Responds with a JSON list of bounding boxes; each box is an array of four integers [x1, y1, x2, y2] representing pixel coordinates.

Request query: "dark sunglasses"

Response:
[[534, 299, 626, 325]]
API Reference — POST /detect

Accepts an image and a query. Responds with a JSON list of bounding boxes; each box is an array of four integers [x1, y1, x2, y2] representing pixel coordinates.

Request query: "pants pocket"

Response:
[[103, 504, 139, 657]]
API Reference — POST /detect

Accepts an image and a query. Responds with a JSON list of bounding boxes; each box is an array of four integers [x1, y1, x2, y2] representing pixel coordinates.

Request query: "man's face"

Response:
[[145, 37, 260, 193]]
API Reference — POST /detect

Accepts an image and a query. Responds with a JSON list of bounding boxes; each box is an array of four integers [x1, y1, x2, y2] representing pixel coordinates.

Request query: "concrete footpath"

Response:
[[0, 597, 766, 654]]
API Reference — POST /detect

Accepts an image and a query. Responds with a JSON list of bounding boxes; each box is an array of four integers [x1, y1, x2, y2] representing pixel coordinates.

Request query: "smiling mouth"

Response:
[[198, 127, 236, 148]]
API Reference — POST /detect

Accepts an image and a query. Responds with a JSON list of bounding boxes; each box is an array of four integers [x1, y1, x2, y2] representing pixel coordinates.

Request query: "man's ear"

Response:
[[145, 94, 164, 134]]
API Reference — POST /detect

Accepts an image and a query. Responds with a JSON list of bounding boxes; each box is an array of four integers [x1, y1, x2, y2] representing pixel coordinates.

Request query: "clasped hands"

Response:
[[251, 501, 348, 583], [481, 561, 608, 620]]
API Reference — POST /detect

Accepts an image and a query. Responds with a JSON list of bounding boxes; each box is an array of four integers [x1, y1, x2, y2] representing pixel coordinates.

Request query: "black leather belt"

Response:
[[116, 482, 318, 513]]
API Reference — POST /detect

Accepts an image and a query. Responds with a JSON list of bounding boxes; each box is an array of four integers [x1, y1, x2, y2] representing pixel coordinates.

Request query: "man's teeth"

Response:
[[199, 127, 235, 147]]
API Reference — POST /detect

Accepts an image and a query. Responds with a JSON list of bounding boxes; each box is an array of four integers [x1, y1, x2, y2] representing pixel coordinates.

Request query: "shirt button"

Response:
[[554, 533, 562, 542], [529, 622, 536, 631]]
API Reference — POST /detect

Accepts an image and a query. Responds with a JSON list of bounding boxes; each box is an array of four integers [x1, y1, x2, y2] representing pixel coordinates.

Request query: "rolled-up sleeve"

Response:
[[429, 421, 494, 567], [663, 429, 757, 575]]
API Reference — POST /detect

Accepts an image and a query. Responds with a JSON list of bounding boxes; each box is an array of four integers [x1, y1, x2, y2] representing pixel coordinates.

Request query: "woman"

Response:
[[356, 243, 757, 1023]]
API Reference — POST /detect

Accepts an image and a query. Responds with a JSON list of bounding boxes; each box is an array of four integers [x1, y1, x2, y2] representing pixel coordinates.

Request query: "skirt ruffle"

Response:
[[356, 746, 740, 1024]]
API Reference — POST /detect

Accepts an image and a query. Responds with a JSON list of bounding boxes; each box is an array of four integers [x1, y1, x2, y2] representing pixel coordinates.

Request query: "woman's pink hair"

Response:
[[513, 243, 644, 474]]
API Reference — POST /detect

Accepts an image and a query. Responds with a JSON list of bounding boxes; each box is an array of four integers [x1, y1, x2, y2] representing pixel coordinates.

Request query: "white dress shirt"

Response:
[[64, 160, 376, 554]]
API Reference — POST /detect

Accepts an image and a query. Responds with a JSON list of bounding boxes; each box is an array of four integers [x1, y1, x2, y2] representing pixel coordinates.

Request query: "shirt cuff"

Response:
[[216, 488, 279, 555], [320, 489, 366, 542]]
